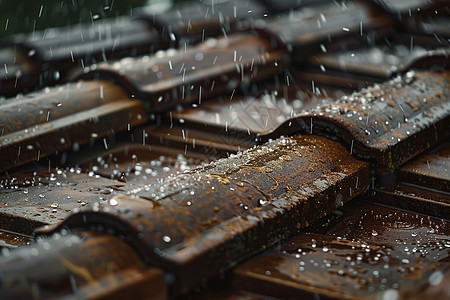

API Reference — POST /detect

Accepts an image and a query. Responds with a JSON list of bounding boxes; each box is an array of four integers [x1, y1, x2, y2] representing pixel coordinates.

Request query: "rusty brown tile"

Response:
[[78, 143, 215, 185], [375, 183, 450, 220], [234, 202, 450, 299], [309, 38, 448, 81], [0, 230, 165, 299], [263, 70, 450, 173], [9, 17, 160, 65], [1, 17, 161, 93], [140, 125, 255, 156], [0, 229, 30, 249], [0, 81, 148, 172], [399, 140, 450, 193], [38, 134, 370, 294], [63, 268, 167, 300], [263, 1, 392, 59], [170, 83, 343, 136], [0, 168, 124, 230], [78, 32, 287, 113], [0, 140, 217, 231], [374, 140, 450, 219]]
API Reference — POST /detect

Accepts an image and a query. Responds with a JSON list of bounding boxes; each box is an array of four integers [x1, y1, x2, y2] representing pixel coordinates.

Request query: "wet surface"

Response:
[[0, 168, 123, 229], [39, 134, 370, 293], [0, 142, 214, 230], [266, 1, 392, 57], [309, 35, 449, 80], [171, 82, 344, 136], [375, 140, 450, 220], [0, 230, 164, 300], [399, 140, 450, 192], [79, 144, 213, 184], [9, 17, 159, 65], [140, 125, 256, 156], [0, 81, 148, 172], [376, 183, 450, 220], [264, 70, 450, 173], [0, 1, 449, 299], [79, 32, 286, 113], [0, 229, 30, 249], [234, 201, 450, 299]]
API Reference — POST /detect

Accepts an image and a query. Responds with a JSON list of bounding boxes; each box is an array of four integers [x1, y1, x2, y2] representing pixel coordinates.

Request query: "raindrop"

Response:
[[428, 271, 444, 286], [381, 289, 398, 300], [109, 198, 119, 206], [194, 52, 204, 61], [259, 199, 269, 206]]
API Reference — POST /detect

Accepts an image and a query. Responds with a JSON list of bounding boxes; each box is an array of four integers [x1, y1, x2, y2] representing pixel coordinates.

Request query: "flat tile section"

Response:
[[263, 70, 450, 173], [0, 143, 213, 231], [0, 170, 123, 232], [79, 144, 214, 185], [399, 140, 450, 192], [171, 84, 341, 136], [375, 183, 450, 220], [234, 202, 450, 299], [375, 141, 450, 219], [141, 125, 256, 157], [40, 135, 370, 294]]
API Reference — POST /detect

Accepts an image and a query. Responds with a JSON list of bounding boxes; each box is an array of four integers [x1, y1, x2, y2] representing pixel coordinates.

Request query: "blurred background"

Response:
[[0, 0, 187, 38]]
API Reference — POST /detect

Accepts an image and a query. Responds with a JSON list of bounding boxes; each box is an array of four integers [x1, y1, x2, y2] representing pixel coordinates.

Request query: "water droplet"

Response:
[[109, 198, 119, 206], [381, 289, 398, 300], [428, 271, 444, 286]]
